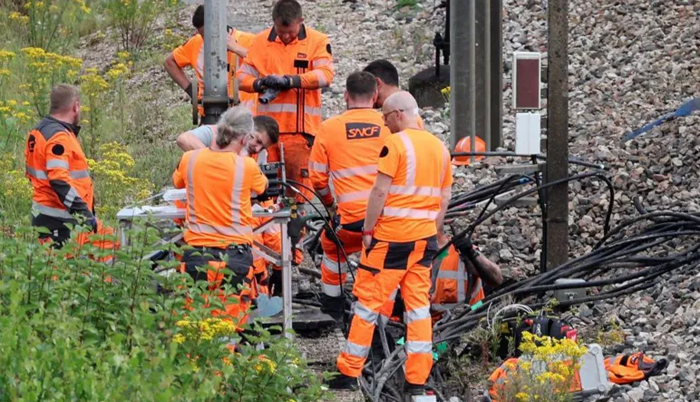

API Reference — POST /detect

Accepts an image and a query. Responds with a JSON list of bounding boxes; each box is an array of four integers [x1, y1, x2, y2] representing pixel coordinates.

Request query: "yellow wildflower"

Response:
[[0, 50, 16, 60], [172, 334, 185, 344]]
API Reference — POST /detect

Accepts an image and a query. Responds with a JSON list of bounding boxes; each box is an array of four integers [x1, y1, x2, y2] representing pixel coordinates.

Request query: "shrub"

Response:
[[87, 142, 154, 219], [491, 332, 588, 402], [0, 223, 331, 402], [104, 0, 180, 55], [0, 153, 33, 223], [7, 0, 92, 53]]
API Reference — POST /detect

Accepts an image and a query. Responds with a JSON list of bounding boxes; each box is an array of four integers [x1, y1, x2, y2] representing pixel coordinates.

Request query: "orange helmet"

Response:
[[452, 136, 486, 166]]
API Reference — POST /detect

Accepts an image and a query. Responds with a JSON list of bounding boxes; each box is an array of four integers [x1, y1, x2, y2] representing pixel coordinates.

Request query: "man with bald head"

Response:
[[331, 91, 452, 395]]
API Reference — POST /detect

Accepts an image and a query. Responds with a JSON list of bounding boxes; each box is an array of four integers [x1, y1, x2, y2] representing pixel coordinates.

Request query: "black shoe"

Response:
[[325, 373, 358, 390], [319, 294, 345, 322]]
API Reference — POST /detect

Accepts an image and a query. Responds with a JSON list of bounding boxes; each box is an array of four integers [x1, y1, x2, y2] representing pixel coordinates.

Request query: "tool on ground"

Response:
[[621, 97, 700, 143]]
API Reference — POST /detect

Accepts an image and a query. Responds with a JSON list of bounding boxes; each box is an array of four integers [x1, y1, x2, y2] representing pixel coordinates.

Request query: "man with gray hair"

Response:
[[172, 106, 268, 328]]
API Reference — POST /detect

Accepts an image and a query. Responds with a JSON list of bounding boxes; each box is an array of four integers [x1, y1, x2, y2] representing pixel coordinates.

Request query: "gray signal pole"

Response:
[[202, 0, 230, 125]]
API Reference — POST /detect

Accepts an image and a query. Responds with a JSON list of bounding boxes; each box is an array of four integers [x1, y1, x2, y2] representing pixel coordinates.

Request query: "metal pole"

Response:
[[475, 0, 491, 152], [489, 0, 503, 151], [545, 0, 569, 270], [202, 0, 229, 125], [450, 0, 476, 163]]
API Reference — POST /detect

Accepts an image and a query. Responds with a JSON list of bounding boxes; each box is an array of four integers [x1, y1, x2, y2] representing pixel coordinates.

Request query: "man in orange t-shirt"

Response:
[[331, 92, 452, 395], [164, 5, 258, 116], [308, 71, 390, 319], [173, 106, 268, 326]]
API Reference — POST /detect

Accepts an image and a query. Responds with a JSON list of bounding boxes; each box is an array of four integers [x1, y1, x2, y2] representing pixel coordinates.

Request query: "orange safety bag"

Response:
[[604, 352, 668, 385]]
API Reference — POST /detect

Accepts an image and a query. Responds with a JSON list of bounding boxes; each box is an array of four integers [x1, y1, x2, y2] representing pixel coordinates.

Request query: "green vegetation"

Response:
[[0, 2, 331, 400]]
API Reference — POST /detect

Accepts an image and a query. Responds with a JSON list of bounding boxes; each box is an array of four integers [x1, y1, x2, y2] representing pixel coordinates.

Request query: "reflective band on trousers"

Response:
[[352, 302, 378, 324], [186, 149, 252, 237], [405, 341, 432, 354], [322, 282, 341, 297], [404, 305, 431, 324], [257, 103, 322, 117], [322, 255, 348, 274], [309, 161, 327, 173], [32, 201, 72, 220], [344, 340, 370, 358], [330, 165, 377, 180], [337, 190, 370, 204], [382, 207, 438, 220]]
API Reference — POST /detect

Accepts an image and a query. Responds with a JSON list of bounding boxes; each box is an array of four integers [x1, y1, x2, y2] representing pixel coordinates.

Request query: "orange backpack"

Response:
[[604, 352, 667, 384]]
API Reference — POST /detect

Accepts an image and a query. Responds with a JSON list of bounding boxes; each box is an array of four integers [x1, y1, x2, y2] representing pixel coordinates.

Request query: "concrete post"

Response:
[[545, 0, 569, 270], [202, 0, 229, 125], [450, 0, 476, 163], [475, 0, 491, 152], [490, 0, 503, 151]]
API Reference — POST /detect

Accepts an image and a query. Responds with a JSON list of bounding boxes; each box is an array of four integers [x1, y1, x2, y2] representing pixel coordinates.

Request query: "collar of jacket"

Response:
[[45, 115, 81, 137], [267, 24, 307, 43]]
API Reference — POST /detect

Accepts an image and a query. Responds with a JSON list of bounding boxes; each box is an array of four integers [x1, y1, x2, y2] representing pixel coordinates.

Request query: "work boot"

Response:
[[404, 382, 426, 396], [319, 294, 345, 322], [325, 372, 359, 390]]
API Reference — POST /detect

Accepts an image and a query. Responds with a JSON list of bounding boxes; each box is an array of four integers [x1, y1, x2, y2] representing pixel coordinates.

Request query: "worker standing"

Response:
[[235, 0, 334, 204], [172, 106, 268, 327], [331, 91, 452, 395], [363, 59, 425, 131], [165, 5, 258, 116], [24, 84, 97, 246], [308, 71, 390, 320]]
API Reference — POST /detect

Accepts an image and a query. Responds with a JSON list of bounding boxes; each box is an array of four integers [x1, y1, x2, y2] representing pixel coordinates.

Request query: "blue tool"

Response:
[[622, 97, 700, 142], [250, 294, 283, 318]]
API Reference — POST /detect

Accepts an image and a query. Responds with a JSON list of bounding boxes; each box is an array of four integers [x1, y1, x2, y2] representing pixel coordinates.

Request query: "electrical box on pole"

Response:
[[201, 0, 230, 126]]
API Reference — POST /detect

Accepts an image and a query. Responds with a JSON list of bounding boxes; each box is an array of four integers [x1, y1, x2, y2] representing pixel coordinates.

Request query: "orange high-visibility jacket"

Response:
[[374, 128, 453, 242], [172, 29, 258, 114], [24, 116, 94, 222], [235, 25, 334, 136], [431, 245, 484, 312], [309, 108, 391, 224], [173, 148, 268, 248]]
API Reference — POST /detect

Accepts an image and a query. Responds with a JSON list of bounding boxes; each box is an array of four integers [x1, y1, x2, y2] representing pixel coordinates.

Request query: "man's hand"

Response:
[[453, 233, 477, 260], [261, 75, 292, 90], [362, 234, 372, 249], [183, 82, 194, 99]]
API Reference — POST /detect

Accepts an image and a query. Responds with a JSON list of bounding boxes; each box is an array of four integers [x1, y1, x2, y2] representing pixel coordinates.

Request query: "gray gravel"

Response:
[[112, 0, 700, 399]]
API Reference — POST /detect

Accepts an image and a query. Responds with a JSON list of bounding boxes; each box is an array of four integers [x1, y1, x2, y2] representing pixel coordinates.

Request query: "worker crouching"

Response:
[[172, 106, 268, 329], [330, 92, 453, 396]]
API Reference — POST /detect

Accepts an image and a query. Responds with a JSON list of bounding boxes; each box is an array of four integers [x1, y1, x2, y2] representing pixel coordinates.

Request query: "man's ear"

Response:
[[344, 91, 349, 104]]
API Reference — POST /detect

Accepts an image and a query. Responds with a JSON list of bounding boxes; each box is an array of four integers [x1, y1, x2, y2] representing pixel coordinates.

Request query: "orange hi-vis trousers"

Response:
[[179, 246, 255, 329], [320, 226, 363, 298], [337, 235, 438, 386]]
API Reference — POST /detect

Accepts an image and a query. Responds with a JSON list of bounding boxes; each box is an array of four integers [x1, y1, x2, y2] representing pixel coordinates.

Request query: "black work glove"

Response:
[[183, 82, 194, 99], [261, 74, 292, 90], [453, 234, 478, 260], [269, 269, 283, 297]]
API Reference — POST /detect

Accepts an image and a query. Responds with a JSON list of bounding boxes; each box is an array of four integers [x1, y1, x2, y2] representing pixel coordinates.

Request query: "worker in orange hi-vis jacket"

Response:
[[430, 232, 502, 322], [330, 92, 452, 396], [363, 59, 425, 129], [308, 71, 391, 320], [172, 106, 268, 329], [165, 5, 258, 116], [235, 0, 334, 205]]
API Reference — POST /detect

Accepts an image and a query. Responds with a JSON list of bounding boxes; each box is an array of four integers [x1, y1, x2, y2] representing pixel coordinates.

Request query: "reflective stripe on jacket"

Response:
[[374, 128, 453, 242], [24, 116, 94, 222], [172, 148, 268, 248], [308, 108, 390, 223], [431, 245, 484, 312]]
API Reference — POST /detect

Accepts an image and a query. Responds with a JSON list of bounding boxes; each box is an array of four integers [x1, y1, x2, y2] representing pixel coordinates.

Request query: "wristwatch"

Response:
[[362, 227, 374, 236]]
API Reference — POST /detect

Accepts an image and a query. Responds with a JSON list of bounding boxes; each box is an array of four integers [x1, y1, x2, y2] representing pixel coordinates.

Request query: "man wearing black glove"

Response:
[[431, 233, 503, 316]]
